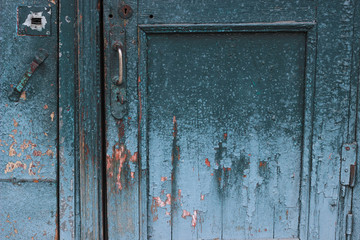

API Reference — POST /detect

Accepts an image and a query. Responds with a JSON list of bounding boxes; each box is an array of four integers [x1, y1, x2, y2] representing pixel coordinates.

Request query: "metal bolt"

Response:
[[345, 169, 348, 173]]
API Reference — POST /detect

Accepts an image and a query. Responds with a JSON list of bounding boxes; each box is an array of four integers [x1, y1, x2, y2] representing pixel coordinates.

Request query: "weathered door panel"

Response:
[[0, 1, 58, 239], [145, 32, 306, 240], [102, 0, 360, 239]]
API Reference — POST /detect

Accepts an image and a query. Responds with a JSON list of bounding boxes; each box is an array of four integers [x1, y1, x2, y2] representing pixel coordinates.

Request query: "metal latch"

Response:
[[8, 48, 49, 102], [340, 142, 357, 187]]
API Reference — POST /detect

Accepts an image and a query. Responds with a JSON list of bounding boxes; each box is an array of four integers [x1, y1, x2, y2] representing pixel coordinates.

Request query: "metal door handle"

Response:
[[114, 44, 123, 85], [8, 48, 49, 102], [111, 43, 127, 119]]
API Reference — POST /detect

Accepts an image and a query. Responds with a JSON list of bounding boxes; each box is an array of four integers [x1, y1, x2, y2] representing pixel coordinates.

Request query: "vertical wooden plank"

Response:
[[350, 0, 360, 239], [77, 0, 104, 238], [308, 1, 356, 239], [103, 0, 140, 239], [59, 0, 78, 238]]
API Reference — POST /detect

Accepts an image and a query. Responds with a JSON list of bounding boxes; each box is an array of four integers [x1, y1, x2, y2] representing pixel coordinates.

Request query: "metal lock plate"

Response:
[[17, 6, 51, 36], [111, 84, 127, 119], [341, 142, 357, 187]]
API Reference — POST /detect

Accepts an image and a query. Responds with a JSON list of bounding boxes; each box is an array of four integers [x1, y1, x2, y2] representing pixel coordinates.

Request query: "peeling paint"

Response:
[[4, 161, 27, 174]]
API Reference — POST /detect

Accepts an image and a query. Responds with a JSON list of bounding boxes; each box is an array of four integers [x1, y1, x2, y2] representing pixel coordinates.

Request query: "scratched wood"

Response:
[[77, 0, 104, 238], [143, 32, 306, 239], [103, 0, 140, 238], [0, 0, 58, 239], [99, 0, 360, 239], [306, 1, 358, 240], [59, 0, 78, 238]]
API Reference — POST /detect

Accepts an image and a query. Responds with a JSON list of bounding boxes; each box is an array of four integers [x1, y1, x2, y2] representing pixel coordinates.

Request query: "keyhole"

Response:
[[119, 5, 133, 19]]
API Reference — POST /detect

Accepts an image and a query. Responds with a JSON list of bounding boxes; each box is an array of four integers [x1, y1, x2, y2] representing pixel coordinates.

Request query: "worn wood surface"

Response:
[[103, 0, 360, 239], [77, 0, 104, 238], [307, 1, 357, 240], [0, 0, 58, 238], [103, 0, 140, 238], [143, 30, 307, 239], [59, 0, 78, 238]]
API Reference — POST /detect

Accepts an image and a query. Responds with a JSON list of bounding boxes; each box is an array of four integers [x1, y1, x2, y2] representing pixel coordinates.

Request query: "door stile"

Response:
[[103, 0, 140, 239], [77, 0, 104, 238], [307, 0, 358, 239], [352, 0, 360, 238], [298, 26, 317, 240], [59, 0, 79, 238]]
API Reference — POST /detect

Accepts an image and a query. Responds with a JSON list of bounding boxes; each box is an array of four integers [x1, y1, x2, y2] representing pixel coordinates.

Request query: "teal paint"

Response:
[[0, 0, 58, 239], [1, 0, 359, 239]]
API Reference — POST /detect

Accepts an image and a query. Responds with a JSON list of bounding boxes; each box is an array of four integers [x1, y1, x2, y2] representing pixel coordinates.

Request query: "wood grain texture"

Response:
[[77, 0, 104, 238], [307, 0, 357, 239], [59, 0, 78, 238], [103, 0, 140, 238]]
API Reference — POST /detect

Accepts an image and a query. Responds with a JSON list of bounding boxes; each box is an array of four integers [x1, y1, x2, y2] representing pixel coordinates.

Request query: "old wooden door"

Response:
[[1, 0, 359, 239], [103, 0, 360, 240]]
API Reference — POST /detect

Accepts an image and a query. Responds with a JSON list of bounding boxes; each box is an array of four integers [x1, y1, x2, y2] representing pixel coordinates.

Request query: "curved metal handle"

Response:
[[116, 45, 123, 85], [8, 48, 48, 102]]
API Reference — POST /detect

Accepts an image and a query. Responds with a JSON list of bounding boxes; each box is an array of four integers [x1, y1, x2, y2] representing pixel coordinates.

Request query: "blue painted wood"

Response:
[[59, 0, 78, 238], [0, 0, 58, 238], [103, 1, 360, 239], [0, 182, 57, 239], [307, 1, 357, 239], [77, 0, 105, 238], [143, 31, 307, 239], [103, 0, 140, 238]]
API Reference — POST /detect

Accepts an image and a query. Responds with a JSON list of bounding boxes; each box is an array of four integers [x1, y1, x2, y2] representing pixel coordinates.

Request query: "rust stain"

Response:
[[201, 194, 205, 200], [50, 112, 55, 121], [114, 145, 127, 190], [33, 150, 42, 156], [259, 161, 267, 167], [106, 154, 113, 177], [205, 158, 210, 167], [20, 91, 26, 100], [108, 146, 137, 183], [45, 149, 54, 157], [161, 176, 168, 181], [4, 161, 27, 173], [191, 210, 198, 228], [28, 161, 36, 176], [182, 209, 191, 219], [20, 140, 37, 151], [44, 104, 48, 109], [8, 134, 17, 157], [13, 119, 19, 127], [12, 129, 18, 134], [223, 133, 227, 140], [165, 194, 171, 205], [130, 152, 138, 162]]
